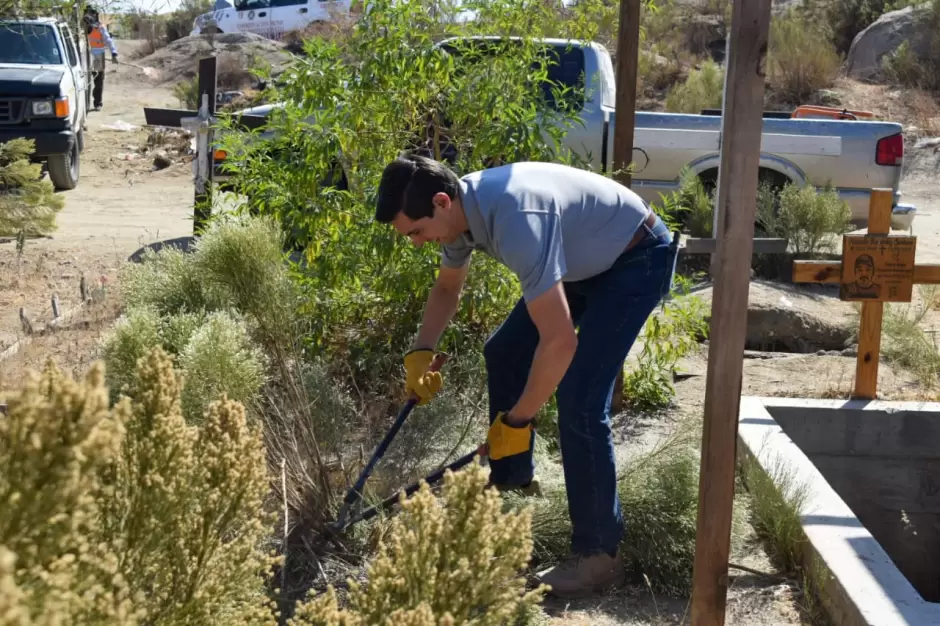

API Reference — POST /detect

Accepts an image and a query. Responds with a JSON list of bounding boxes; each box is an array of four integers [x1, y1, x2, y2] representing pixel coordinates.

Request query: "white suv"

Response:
[[190, 0, 353, 40]]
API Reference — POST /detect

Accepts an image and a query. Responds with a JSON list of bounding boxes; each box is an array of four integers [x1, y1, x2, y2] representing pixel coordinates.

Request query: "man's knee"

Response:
[[556, 370, 615, 435]]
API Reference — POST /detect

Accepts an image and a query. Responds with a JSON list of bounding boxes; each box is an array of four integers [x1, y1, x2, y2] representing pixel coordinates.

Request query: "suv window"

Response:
[[438, 39, 586, 112], [61, 25, 80, 67], [234, 0, 270, 9], [0, 22, 63, 65]]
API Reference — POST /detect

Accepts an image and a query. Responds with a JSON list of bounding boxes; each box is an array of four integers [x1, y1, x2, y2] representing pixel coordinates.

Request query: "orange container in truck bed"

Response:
[[791, 105, 875, 120]]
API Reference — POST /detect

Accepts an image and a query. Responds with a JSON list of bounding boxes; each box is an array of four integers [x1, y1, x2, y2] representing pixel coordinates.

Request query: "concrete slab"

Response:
[[738, 396, 940, 626]]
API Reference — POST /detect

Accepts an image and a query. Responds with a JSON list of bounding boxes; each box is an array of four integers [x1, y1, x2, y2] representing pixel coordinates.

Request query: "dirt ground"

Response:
[[1, 37, 939, 626], [0, 40, 195, 392]]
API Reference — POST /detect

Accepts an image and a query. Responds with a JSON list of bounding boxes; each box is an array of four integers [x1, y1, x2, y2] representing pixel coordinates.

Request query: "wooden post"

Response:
[[612, 0, 641, 187], [793, 188, 940, 399], [194, 56, 217, 233], [853, 190, 892, 398], [690, 1, 772, 625], [144, 57, 263, 237], [610, 0, 642, 414]]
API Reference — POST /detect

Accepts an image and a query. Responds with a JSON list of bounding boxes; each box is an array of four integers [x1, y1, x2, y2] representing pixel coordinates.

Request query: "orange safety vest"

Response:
[[88, 26, 106, 49]]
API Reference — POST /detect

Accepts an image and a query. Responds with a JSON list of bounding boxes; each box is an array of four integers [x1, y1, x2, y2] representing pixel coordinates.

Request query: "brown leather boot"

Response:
[[535, 550, 626, 599]]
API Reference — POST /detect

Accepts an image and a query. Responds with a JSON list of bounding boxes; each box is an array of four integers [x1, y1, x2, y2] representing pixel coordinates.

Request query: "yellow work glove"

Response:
[[403, 349, 442, 405], [486, 412, 534, 461]]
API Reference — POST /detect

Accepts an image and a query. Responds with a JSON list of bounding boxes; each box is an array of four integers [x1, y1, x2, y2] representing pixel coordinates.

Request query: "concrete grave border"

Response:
[[738, 396, 940, 626]]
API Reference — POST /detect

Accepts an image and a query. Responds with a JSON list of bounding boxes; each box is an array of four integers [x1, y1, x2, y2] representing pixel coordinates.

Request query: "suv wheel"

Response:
[[48, 136, 80, 190]]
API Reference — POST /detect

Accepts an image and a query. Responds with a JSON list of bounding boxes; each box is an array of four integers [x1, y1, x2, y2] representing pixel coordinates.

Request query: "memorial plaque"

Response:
[[839, 234, 916, 302]]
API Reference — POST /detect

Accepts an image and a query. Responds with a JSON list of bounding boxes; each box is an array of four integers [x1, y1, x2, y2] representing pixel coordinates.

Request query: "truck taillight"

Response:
[[876, 133, 903, 166]]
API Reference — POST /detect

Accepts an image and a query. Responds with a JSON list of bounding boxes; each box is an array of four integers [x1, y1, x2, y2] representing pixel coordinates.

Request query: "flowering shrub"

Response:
[[289, 462, 546, 626], [1, 349, 278, 625]]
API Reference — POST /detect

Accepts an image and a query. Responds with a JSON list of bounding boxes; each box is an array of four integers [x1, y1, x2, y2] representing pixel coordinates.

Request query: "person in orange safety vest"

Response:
[[83, 7, 118, 111]]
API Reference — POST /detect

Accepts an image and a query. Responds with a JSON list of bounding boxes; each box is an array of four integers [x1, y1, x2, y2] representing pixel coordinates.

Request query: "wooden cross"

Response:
[[141, 56, 267, 235], [793, 187, 940, 399]]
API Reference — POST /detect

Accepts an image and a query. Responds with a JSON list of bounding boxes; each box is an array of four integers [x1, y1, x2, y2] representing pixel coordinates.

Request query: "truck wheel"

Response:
[[47, 138, 80, 191]]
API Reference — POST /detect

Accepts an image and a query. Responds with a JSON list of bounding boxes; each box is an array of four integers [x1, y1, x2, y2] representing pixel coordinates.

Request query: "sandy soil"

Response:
[[0, 40, 195, 394], [1, 37, 939, 626]]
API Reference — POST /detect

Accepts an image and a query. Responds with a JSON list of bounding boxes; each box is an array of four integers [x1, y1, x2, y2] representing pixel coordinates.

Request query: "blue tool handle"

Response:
[[335, 352, 448, 523]]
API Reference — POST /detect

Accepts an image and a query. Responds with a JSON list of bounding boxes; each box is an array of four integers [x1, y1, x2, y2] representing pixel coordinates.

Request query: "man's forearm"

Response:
[[509, 333, 577, 421], [412, 282, 462, 350]]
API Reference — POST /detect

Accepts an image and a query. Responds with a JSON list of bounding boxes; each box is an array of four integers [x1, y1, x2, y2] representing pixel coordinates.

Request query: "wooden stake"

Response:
[[690, 1, 772, 625]]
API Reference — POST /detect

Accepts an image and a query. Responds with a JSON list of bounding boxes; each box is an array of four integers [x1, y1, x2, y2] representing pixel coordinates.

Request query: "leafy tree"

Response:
[[0, 139, 65, 238], [216, 0, 606, 391]]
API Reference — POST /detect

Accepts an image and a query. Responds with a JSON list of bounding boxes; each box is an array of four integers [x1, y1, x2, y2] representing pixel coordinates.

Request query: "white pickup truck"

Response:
[[214, 36, 916, 231]]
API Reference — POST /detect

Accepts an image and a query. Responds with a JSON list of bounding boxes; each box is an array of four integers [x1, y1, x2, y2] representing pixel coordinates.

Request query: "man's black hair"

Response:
[[375, 154, 460, 224]]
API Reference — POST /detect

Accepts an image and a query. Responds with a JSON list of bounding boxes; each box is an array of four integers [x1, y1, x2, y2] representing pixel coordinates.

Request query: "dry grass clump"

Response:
[[738, 451, 811, 577], [288, 461, 547, 626], [1, 348, 278, 624], [768, 9, 843, 105], [526, 420, 701, 595], [874, 285, 940, 392]]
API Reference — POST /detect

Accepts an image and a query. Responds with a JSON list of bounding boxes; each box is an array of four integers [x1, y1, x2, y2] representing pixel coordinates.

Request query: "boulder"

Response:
[[692, 280, 857, 353], [846, 4, 935, 81]]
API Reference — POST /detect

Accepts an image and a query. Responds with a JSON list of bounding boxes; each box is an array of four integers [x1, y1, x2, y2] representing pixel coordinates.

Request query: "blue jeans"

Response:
[[483, 214, 679, 557]]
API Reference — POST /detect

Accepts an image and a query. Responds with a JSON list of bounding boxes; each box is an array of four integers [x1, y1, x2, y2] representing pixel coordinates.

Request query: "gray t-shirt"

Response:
[[441, 161, 652, 302]]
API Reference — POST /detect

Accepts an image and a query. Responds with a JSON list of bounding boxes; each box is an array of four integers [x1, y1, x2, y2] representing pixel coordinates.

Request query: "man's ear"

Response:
[[432, 192, 451, 212]]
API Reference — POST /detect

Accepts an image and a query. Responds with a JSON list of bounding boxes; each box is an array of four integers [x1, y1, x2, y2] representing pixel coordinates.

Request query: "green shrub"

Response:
[[288, 461, 546, 626], [0, 138, 65, 238], [173, 77, 200, 110], [769, 9, 843, 104], [664, 59, 724, 114], [193, 215, 303, 359], [158, 310, 208, 354], [623, 276, 709, 412], [679, 169, 714, 238], [757, 182, 852, 258], [100, 306, 163, 400], [119, 245, 224, 316], [178, 310, 268, 423], [100, 305, 265, 423]]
